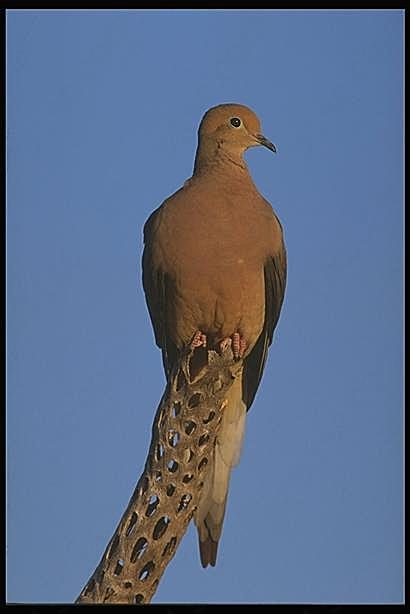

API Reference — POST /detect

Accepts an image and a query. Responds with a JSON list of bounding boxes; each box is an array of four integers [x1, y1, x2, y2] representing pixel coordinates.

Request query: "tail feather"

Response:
[[194, 374, 246, 567], [199, 535, 218, 568]]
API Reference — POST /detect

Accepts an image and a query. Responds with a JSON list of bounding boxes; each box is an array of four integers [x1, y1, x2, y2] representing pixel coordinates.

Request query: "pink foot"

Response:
[[220, 333, 247, 360], [190, 330, 207, 350], [232, 332, 247, 359]]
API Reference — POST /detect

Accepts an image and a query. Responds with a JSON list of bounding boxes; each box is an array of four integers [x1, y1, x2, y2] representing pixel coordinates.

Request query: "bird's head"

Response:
[[194, 103, 276, 173]]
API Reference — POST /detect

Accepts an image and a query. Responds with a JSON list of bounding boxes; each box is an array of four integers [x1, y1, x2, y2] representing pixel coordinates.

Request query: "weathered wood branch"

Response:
[[75, 347, 240, 604]]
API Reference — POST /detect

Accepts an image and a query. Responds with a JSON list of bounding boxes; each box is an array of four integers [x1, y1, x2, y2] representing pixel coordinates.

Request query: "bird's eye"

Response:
[[230, 117, 242, 128]]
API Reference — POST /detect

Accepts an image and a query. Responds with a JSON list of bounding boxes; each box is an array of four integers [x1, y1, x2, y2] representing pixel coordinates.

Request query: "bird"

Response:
[[142, 103, 287, 568]]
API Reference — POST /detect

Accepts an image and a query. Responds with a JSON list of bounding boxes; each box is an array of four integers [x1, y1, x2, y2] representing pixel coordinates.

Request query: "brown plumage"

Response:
[[142, 103, 286, 567]]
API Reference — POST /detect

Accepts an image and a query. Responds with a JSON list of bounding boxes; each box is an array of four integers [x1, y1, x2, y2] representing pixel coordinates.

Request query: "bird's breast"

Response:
[[152, 184, 281, 351]]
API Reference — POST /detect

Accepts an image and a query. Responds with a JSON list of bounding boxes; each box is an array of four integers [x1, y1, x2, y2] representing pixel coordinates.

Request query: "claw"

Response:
[[190, 331, 207, 350], [220, 333, 247, 360], [232, 332, 241, 358]]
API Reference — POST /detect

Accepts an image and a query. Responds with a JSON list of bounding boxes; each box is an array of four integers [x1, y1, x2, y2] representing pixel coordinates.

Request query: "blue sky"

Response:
[[6, 9, 403, 604]]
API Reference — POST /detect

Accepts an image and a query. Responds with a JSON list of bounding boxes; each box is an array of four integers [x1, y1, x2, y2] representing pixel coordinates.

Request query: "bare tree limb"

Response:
[[75, 347, 240, 604]]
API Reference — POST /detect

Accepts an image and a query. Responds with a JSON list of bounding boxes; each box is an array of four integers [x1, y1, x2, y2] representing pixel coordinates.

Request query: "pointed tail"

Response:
[[194, 374, 246, 567]]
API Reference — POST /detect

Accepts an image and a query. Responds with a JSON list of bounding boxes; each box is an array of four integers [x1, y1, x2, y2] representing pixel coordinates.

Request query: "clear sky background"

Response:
[[6, 9, 403, 605]]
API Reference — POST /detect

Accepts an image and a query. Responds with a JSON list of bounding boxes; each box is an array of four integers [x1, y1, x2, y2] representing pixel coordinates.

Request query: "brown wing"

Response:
[[142, 210, 178, 378], [242, 241, 287, 410]]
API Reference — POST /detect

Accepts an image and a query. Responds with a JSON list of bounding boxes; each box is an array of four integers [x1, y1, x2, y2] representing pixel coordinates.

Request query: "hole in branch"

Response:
[[183, 448, 194, 463], [188, 393, 202, 408], [162, 536, 177, 558], [168, 430, 180, 447], [203, 411, 215, 424], [153, 516, 170, 540], [107, 534, 120, 560], [139, 561, 155, 581], [130, 537, 148, 563], [166, 483, 176, 497], [138, 475, 149, 496], [177, 494, 192, 512], [172, 402, 181, 417], [167, 459, 179, 473], [145, 495, 159, 517], [184, 421, 196, 435], [113, 559, 124, 576], [198, 432, 210, 447], [125, 512, 138, 537]]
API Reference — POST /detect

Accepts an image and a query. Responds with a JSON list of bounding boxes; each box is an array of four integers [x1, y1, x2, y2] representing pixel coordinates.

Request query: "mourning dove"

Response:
[[142, 103, 286, 567]]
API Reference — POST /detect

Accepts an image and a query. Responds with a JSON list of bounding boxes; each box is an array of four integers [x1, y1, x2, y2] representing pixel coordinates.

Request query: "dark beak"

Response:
[[256, 133, 277, 153]]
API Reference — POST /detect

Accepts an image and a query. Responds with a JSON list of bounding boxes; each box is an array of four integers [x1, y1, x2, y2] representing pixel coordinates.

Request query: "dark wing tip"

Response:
[[242, 249, 287, 410]]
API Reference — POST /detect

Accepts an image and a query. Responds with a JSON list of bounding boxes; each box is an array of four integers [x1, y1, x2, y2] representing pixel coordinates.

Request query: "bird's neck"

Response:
[[193, 138, 249, 178]]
